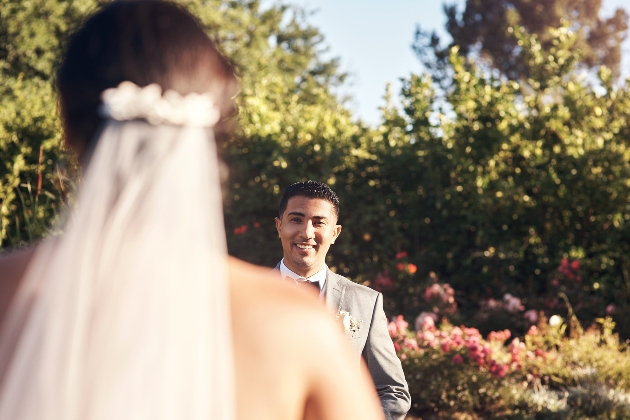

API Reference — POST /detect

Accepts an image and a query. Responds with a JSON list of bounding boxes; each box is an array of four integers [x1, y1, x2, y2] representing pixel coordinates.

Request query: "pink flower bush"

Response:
[[389, 314, 549, 380]]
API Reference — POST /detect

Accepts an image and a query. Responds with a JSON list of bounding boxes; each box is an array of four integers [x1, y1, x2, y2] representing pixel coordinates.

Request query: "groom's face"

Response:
[[275, 196, 342, 277]]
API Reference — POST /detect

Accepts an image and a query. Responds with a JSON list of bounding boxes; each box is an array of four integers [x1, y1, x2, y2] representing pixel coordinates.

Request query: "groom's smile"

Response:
[[275, 196, 342, 278]]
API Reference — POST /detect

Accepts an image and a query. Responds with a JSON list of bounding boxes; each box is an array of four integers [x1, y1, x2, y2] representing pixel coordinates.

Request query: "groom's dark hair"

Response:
[[279, 181, 340, 220]]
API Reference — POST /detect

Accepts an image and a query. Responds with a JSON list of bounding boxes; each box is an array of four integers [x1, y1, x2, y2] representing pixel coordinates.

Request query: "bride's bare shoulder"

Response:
[[228, 257, 325, 320]]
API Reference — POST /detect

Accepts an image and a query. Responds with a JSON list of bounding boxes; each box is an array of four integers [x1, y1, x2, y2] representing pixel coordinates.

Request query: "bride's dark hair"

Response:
[[57, 0, 238, 157]]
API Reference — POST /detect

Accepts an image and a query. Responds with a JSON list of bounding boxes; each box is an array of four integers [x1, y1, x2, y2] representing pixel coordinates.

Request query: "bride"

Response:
[[0, 1, 384, 419]]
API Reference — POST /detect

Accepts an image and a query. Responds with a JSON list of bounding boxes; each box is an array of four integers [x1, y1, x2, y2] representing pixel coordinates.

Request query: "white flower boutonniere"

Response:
[[336, 310, 361, 333]]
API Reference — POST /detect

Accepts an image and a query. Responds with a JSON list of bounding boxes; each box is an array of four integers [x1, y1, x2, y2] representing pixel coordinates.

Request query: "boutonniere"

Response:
[[336, 310, 361, 333]]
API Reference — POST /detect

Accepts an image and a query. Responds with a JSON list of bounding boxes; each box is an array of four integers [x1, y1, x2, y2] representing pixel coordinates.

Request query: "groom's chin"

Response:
[[290, 256, 314, 269]]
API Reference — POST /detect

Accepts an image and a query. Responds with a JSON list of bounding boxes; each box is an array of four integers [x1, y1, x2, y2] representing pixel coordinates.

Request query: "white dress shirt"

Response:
[[279, 259, 327, 293]]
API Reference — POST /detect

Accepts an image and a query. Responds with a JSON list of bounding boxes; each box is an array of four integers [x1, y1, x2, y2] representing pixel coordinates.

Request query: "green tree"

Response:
[[355, 26, 630, 325], [0, 0, 352, 250], [414, 0, 629, 82]]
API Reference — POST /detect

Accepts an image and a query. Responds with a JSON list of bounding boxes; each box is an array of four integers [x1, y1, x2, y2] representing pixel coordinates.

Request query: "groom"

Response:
[[274, 181, 411, 420]]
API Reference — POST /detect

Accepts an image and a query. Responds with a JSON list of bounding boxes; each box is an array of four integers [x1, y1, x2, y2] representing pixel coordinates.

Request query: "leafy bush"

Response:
[[390, 315, 630, 419]]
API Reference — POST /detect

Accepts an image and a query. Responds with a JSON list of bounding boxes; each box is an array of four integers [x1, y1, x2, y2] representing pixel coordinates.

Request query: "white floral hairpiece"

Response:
[[98, 81, 221, 128]]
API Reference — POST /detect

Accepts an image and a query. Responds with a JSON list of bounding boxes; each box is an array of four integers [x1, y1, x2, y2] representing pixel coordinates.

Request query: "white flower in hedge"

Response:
[[549, 315, 562, 327]]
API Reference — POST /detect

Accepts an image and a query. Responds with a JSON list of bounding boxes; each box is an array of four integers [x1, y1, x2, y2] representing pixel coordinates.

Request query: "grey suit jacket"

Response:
[[275, 263, 411, 420]]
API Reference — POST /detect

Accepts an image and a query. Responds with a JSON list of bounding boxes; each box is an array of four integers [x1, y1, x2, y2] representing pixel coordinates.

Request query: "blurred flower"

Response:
[[253, 222, 260, 228], [394, 315, 408, 332], [440, 341, 451, 352], [452, 354, 463, 365], [407, 263, 417, 274], [406, 339, 419, 350], [487, 329, 511, 344], [524, 309, 539, 324], [527, 325, 538, 336], [606, 304, 616, 315], [388, 322, 398, 338], [233, 225, 248, 235], [558, 258, 581, 280], [490, 362, 507, 378], [549, 315, 562, 327], [503, 293, 525, 312], [551, 278, 560, 287], [396, 263, 404, 271], [486, 298, 501, 309], [374, 271, 394, 291], [570, 259, 580, 271], [414, 312, 438, 332], [395, 251, 408, 260]]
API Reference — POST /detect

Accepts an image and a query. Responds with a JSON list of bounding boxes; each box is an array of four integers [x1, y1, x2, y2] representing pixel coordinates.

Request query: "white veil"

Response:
[[0, 83, 234, 419]]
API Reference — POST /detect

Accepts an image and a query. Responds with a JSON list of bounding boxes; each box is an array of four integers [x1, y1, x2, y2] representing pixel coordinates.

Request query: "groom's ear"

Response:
[[274, 217, 282, 238], [331, 224, 342, 244]]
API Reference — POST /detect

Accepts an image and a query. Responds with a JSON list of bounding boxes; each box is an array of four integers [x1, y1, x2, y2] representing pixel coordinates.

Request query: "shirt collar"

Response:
[[279, 259, 327, 290]]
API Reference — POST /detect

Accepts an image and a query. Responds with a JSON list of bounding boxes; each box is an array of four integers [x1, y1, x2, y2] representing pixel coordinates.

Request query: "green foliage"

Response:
[[0, 0, 95, 247], [328, 26, 630, 325], [0, 0, 350, 250], [414, 0, 629, 81]]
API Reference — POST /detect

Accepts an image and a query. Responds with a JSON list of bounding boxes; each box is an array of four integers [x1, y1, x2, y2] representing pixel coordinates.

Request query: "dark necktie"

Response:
[[286, 276, 320, 294]]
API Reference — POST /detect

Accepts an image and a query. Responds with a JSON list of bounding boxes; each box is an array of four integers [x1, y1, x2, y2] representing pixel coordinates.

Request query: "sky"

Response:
[[270, 0, 630, 126]]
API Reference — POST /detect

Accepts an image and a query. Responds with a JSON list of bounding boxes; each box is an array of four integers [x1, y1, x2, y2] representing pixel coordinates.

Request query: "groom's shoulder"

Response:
[[329, 270, 379, 298]]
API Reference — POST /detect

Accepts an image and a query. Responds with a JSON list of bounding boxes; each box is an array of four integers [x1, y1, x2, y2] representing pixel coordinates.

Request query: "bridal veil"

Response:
[[0, 82, 235, 419]]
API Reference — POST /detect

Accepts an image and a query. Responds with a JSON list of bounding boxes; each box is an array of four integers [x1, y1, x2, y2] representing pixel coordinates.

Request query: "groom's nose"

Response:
[[300, 220, 315, 239]]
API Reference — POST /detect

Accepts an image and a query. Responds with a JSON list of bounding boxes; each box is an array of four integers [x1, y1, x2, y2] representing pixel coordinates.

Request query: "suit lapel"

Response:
[[325, 268, 346, 313]]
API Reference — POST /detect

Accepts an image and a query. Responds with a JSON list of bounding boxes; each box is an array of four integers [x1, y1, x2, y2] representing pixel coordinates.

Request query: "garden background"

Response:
[[2, 0, 630, 418]]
